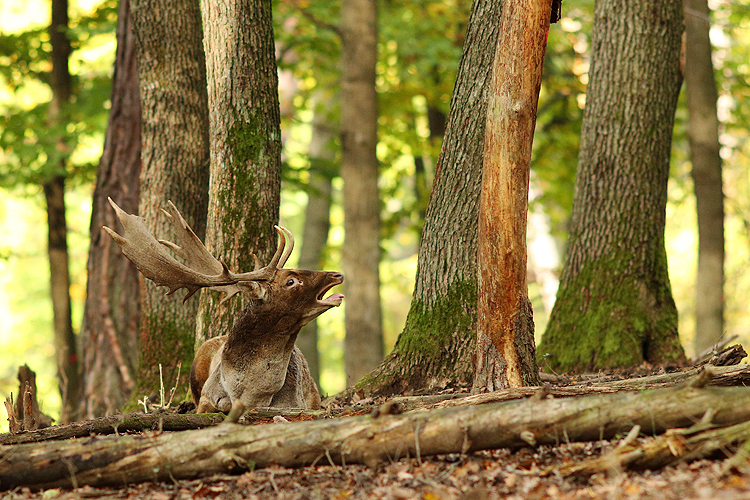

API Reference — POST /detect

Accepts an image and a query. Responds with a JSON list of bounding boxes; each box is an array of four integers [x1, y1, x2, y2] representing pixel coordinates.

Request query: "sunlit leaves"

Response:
[[0, 0, 115, 189]]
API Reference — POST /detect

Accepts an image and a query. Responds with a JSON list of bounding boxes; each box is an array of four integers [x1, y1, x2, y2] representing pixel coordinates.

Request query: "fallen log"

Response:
[[0, 411, 225, 445], [4, 373, 750, 490], [432, 364, 750, 409]]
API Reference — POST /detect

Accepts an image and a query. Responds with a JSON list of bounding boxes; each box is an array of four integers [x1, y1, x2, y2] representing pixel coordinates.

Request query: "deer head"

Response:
[[104, 198, 343, 415]]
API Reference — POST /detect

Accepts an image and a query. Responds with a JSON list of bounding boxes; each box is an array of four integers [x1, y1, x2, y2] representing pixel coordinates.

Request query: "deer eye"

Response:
[[285, 277, 298, 287]]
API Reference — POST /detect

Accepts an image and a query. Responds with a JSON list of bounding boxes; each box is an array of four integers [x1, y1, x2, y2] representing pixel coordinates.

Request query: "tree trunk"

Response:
[[79, 0, 142, 419], [358, 0, 501, 397], [539, 0, 686, 372], [5, 381, 750, 490], [195, 0, 283, 347], [130, 0, 210, 403], [474, 0, 548, 391], [47, 0, 80, 424], [297, 103, 336, 387], [684, 0, 725, 355], [340, 0, 384, 386]]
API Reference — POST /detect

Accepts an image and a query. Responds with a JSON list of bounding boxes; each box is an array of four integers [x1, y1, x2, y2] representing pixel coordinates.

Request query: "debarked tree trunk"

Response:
[[5, 377, 750, 490]]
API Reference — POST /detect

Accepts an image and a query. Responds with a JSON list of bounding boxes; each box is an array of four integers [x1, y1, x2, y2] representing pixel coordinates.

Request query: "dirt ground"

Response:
[[5, 362, 750, 499], [5, 442, 750, 499]]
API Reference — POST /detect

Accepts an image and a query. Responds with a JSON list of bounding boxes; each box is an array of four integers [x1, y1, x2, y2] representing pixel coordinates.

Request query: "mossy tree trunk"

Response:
[[685, 0, 725, 356], [79, 0, 141, 419], [357, 0, 501, 397], [538, 0, 686, 372], [341, 0, 384, 386], [195, 0, 282, 345], [130, 0, 210, 403], [474, 0, 549, 391]]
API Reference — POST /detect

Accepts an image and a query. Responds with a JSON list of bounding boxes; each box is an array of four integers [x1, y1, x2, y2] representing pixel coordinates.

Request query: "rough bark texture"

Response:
[[474, 0, 548, 391], [685, 0, 725, 355], [538, 0, 686, 372], [45, 0, 81, 425], [357, 0, 501, 397], [341, 0, 384, 386], [130, 0, 210, 403], [297, 105, 336, 386], [79, 0, 142, 419], [195, 0, 283, 347], [5, 381, 750, 490]]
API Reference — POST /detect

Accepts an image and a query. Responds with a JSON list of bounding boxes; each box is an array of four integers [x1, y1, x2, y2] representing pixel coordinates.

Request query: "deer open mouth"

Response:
[[317, 277, 344, 306]]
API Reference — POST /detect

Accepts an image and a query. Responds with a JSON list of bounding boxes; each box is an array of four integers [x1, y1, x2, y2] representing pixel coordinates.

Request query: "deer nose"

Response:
[[331, 272, 344, 282]]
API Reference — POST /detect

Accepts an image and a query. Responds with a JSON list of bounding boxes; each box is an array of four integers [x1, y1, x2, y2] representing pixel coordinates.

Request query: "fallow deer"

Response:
[[103, 199, 343, 418]]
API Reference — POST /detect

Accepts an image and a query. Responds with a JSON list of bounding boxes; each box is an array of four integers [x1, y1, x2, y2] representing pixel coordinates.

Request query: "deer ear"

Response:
[[237, 281, 267, 300]]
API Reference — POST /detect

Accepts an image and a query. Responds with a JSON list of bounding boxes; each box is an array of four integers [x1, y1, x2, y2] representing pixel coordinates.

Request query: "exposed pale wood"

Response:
[[5, 381, 750, 490], [475, 0, 550, 390]]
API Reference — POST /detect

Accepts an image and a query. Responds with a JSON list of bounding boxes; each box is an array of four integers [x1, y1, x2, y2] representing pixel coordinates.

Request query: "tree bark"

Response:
[[130, 0, 210, 403], [195, 0, 283, 347], [684, 0, 725, 355], [474, 0, 548, 391], [297, 103, 336, 387], [341, 0, 384, 386], [46, 0, 80, 423], [357, 0, 501, 397], [5, 381, 750, 490], [539, 0, 686, 372], [79, 0, 142, 419]]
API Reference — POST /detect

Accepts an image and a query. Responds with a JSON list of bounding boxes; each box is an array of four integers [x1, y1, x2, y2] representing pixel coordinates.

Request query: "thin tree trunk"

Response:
[[341, 0, 384, 386], [79, 0, 141, 419], [297, 104, 335, 386], [539, 0, 686, 372], [130, 0, 210, 403], [195, 0, 283, 347], [47, 0, 80, 423], [357, 0, 501, 397], [474, 0, 549, 391], [684, 0, 724, 355]]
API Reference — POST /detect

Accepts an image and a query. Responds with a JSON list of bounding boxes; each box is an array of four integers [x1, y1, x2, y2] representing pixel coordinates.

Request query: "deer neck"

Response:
[[222, 306, 301, 370]]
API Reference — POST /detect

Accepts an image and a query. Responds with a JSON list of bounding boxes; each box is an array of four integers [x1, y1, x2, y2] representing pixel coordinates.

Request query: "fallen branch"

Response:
[[5, 375, 750, 490], [0, 412, 225, 445], [557, 418, 750, 478], [432, 365, 750, 409]]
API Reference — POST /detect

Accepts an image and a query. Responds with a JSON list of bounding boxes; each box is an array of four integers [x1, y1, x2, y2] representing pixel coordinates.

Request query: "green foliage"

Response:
[[0, 0, 116, 188]]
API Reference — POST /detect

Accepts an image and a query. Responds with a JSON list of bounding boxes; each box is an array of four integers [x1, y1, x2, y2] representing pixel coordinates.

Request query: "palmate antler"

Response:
[[103, 198, 294, 302]]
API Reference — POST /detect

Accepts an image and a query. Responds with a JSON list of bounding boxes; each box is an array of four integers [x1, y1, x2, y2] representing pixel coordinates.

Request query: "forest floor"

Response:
[[5, 363, 750, 500]]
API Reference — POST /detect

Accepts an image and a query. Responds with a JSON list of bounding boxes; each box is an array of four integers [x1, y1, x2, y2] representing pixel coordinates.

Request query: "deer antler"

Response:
[[103, 198, 293, 302]]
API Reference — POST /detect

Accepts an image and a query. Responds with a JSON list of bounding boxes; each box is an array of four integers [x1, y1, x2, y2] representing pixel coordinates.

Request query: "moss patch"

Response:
[[538, 250, 683, 373], [356, 279, 478, 394], [126, 313, 194, 411]]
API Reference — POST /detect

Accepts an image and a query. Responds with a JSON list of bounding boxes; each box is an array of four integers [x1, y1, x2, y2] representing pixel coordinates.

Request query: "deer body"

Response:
[[104, 199, 342, 416]]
